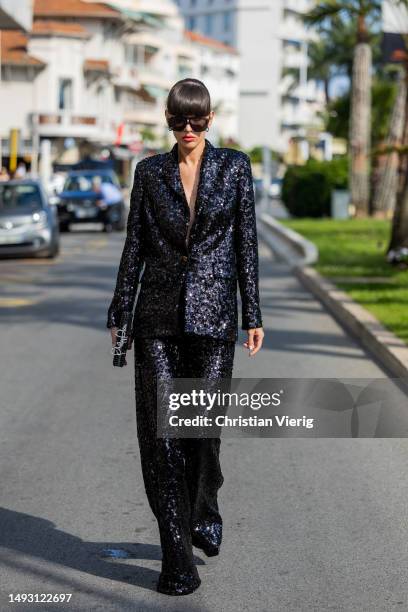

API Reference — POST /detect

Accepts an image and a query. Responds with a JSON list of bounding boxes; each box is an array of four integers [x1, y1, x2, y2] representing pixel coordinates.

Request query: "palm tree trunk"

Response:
[[348, 42, 372, 216], [388, 165, 408, 252], [324, 78, 330, 105], [388, 68, 408, 253], [373, 71, 407, 215]]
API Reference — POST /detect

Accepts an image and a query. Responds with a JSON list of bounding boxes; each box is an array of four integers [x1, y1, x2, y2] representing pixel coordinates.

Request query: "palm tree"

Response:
[[307, 40, 333, 104], [307, 14, 357, 105], [305, 1, 382, 216], [373, 69, 407, 215]]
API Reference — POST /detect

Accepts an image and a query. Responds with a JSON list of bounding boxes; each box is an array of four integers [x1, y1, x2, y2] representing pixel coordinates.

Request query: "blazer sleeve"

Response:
[[235, 153, 263, 330], [106, 161, 145, 328]]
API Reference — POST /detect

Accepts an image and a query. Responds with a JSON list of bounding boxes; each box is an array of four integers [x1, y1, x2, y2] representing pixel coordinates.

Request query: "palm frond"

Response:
[[303, 0, 349, 25]]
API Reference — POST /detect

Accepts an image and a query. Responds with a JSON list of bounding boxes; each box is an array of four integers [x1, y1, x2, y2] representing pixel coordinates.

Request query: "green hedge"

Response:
[[282, 157, 349, 218]]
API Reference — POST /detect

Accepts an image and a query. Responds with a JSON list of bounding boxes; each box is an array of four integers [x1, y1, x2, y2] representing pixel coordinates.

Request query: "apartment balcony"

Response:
[[136, 66, 173, 91], [282, 50, 308, 70], [281, 105, 315, 127], [175, 42, 196, 62], [124, 30, 163, 51], [112, 63, 171, 94], [123, 100, 165, 126], [281, 80, 324, 102], [34, 111, 101, 139], [280, 18, 310, 43], [112, 65, 141, 91]]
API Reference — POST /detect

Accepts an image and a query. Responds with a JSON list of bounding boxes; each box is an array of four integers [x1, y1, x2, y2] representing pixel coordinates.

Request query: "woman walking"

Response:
[[107, 78, 264, 596]]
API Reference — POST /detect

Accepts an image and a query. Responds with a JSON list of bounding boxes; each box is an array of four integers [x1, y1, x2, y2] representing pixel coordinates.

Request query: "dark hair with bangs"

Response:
[[166, 78, 211, 117]]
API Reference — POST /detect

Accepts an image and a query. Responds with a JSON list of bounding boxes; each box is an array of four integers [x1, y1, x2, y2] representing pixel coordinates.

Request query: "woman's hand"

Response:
[[243, 327, 264, 357], [110, 327, 133, 350]]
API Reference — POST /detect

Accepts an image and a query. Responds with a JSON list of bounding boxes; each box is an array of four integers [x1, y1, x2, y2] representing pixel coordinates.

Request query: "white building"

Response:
[[176, 0, 325, 155], [0, 0, 240, 168], [183, 30, 239, 144]]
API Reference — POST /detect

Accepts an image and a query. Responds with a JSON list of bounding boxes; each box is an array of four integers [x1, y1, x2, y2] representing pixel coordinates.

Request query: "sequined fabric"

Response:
[[134, 334, 235, 595], [106, 138, 263, 341]]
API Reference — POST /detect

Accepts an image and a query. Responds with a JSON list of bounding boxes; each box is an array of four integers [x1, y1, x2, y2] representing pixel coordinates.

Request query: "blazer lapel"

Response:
[[162, 138, 221, 218]]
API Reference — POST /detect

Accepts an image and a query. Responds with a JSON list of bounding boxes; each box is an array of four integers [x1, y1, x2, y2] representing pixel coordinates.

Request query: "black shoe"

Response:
[[191, 533, 220, 557], [191, 522, 221, 557], [157, 568, 201, 596]]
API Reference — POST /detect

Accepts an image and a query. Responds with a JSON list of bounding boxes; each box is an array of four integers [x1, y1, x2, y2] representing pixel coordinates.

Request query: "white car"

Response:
[[268, 178, 283, 199], [0, 179, 60, 258]]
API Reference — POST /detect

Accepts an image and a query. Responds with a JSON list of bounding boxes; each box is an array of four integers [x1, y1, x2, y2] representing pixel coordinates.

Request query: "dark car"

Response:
[[55, 169, 126, 232], [0, 179, 60, 258]]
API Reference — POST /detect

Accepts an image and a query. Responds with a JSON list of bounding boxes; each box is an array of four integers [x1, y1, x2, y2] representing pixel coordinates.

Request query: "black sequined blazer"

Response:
[[106, 138, 263, 342]]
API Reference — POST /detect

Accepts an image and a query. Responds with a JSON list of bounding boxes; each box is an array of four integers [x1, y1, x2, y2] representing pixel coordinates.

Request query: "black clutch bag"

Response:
[[111, 311, 133, 367]]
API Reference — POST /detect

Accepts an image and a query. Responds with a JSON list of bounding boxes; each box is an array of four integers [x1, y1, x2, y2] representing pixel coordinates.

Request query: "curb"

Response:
[[258, 211, 408, 379], [258, 212, 318, 266], [294, 265, 408, 379]]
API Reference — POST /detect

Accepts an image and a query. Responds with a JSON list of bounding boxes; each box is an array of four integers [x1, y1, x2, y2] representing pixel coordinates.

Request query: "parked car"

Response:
[[0, 179, 60, 258], [55, 169, 126, 232]]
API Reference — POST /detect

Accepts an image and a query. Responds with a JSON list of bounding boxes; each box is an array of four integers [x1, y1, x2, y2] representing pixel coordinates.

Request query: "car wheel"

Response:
[[44, 241, 60, 258]]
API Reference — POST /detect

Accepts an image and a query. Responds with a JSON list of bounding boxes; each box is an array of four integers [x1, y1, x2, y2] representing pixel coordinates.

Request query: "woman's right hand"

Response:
[[110, 326, 133, 350], [110, 327, 118, 347]]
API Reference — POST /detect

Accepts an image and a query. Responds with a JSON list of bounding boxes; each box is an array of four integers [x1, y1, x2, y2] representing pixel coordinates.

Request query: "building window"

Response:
[[125, 44, 146, 65], [205, 13, 213, 34], [127, 44, 136, 64], [179, 64, 191, 78], [188, 15, 196, 29], [223, 11, 231, 31], [58, 78, 73, 110]]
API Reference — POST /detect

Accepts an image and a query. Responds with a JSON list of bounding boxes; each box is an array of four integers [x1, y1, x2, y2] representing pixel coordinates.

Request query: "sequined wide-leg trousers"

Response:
[[133, 333, 235, 594]]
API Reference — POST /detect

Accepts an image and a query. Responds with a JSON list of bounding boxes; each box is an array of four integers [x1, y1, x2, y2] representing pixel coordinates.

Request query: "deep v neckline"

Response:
[[178, 150, 204, 209], [177, 147, 206, 246]]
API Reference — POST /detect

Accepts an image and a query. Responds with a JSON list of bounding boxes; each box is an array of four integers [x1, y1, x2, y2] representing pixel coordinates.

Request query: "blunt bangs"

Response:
[[166, 78, 211, 117]]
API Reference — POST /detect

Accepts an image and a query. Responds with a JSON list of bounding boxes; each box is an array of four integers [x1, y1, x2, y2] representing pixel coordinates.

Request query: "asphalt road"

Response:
[[0, 223, 407, 611]]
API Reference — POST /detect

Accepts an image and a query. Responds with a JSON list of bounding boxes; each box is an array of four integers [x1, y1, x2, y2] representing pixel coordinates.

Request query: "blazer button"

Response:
[[180, 255, 188, 263]]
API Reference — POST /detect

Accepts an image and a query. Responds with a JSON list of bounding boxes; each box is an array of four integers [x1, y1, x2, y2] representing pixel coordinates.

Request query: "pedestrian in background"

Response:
[[92, 175, 123, 205], [14, 162, 27, 179], [0, 167, 10, 182]]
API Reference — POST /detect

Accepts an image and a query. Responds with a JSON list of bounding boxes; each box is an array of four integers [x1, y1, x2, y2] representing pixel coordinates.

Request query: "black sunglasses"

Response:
[[167, 115, 210, 132]]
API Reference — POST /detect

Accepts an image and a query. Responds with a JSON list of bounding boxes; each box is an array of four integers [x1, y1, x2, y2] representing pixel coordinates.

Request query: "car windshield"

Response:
[[63, 174, 114, 192], [0, 184, 43, 212]]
